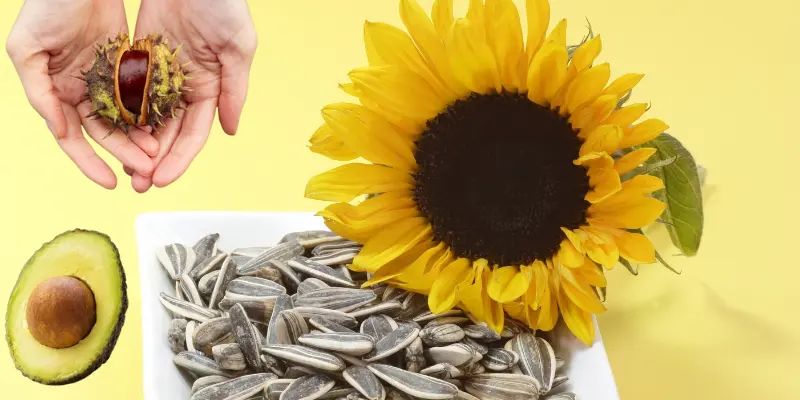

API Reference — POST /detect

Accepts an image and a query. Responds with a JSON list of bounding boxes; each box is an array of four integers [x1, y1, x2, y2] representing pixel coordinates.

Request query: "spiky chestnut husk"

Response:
[[83, 33, 191, 133]]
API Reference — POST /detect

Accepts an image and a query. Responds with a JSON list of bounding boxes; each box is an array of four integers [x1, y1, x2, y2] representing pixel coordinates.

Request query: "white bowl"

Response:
[[135, 211, 620, 400]]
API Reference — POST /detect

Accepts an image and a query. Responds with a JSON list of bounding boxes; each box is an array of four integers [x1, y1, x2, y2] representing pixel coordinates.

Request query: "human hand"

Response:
[[6, 0, 158, 190], [127, 0, 257, 192]]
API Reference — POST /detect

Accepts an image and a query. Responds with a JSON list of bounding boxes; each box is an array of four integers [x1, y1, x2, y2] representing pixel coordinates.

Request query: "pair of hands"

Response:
[[6, 0, 257, 192]]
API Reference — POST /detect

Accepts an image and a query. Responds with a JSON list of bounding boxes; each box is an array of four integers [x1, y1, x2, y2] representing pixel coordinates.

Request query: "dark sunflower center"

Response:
[[412, 91, 590, 266]]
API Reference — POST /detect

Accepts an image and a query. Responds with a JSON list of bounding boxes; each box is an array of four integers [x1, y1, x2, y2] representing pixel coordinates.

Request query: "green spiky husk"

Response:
[[84, 33, 190, 134]]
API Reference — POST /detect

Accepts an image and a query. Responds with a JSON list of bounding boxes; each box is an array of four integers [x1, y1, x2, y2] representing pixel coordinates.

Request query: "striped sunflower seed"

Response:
[[228, 303, 262, 371], [267, 259, 302, 289], [482, 348, 519, 371], [264, 379, 294, 400], [360, 314, 398, 342], [280, 374, 336, 400], [347, 300, 402, 320], [180, 270, 206, 306], [190, 372, 275, 400], [212, 343, 246, 371], [419, 324, 465, 347], [262, 344, 346, 372], [363, 323, 420, 362], [186, 320, 197, 353], [273, 309, 309, 345], [193, 317, 235, 356], [291, 307, 358, 329], [311, 240, 361, 256], [298, 331, 375, 356], [191, 375, 230, 395], [198, 270, 221, 296], [463, 324, 502, 343], [544, 392, 578, 400], [510, 333, 555, 395], [308, 316, 355, 334], [425, 343, 478, 368], [420, 363, 463, 380], [464, 373, 541, 400], [265, 294, 294, 346], [237, 241, 305, 276], [308, 248, 359, 266], [404, 337, 426, 373], [226, 276, 287, 300], [191, 252, 228, 281], [367, 364, 459, 400], [159, 292, 221, 322], [157, 243, 196, 280], [295, 288, 377, 313], [296, 277, 330, 295], [192, 233, 220, 267], [208, 256, 238, 309], [279, 230, 342, 248], [174, 351, 234, 378], [342, 366, 385, 400], [287, 257, 357, 287], [412, 309, 464, 323], [284, 365, 316, 379]]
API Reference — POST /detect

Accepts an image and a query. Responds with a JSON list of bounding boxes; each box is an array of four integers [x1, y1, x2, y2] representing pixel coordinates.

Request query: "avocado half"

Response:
[[5, 229, 128, 385]]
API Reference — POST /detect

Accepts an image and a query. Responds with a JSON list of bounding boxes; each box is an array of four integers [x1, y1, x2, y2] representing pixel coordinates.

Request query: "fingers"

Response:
[[131, 113, 183, 193], [57, 104, 117, 189], [77, 101, 155, 177], [218, 29, 257, 135], [6, 46, 68, 139], [129, 127, 159, 156], [152, 98, 217, 188]]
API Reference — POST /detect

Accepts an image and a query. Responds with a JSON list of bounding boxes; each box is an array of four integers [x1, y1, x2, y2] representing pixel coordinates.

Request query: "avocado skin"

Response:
[[5, 229, 128, 385]]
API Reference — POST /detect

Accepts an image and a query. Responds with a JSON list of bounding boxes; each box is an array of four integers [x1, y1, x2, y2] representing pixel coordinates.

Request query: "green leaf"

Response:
[[643, 133, 704, 256]]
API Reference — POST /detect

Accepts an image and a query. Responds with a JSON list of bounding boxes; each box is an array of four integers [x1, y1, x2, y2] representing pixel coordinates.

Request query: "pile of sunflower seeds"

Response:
[[157, 230, 580, 400]]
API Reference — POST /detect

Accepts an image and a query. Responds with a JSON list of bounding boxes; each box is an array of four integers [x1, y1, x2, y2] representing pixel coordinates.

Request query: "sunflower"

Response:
[[304, 0, 668, 345]]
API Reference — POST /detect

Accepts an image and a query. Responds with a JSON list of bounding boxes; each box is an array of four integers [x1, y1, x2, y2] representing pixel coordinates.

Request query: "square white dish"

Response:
[[135, 211, 620, 400]]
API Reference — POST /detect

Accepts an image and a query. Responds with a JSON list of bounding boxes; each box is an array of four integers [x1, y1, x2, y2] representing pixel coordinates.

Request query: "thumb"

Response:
[[7, 47, 67, 139], [217, 33, 257, 136]]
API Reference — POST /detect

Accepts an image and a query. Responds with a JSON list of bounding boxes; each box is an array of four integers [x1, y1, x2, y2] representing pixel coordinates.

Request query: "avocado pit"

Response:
[[26, 276, 97, 349]]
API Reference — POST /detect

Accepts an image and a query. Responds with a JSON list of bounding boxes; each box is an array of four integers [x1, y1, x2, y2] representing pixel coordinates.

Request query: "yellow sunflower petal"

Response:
[[593, 174, 665, 210], [361, 240, 434, 284], [525, 0, 551, 63], [526, 41, 568, 106], [562, 63, 610, 115], [524, 260, 548, 310], [536, 273, 559, 331], [614, 147, 657, 175], [305, 163, 412, 202], [579, 124, 622, 157], [604, 102, 648, 128], [487, 265, 532, 303], [584, 240, 619, 268], [575, 258, 607, 287], [431, 0, 454, 39], [318, 192, 418, 243], [349, 66, 446, 123], [485, 295, 506, 332], [363, 21, 453, 99], [428, 257, 473, 314], [571, 94, 617, 134], [589, 197, 666, 229], [484, 0, 525, 90], [545, 18, 567, 47], [396, 243, 450, 292], [322, 103, 416, 170], [308, 123, 359, 161], [550, 35, 603, 109], [619, 118, 670, 148], [557, 239, 584, 268], [559, 268, 606, 314], [399, 0, 468, 94], [560, 228, 585, 253], [352, 217, 432, 271], [466, 0, 486, 38], [602, 73, 645, 98], [575, 152, 621, 204], [557, 288, 595, 346], [446, 18, 502, 94], [458, 259, 489, 320], [613, 230, 657, 264], [337, 83, 421, 135]]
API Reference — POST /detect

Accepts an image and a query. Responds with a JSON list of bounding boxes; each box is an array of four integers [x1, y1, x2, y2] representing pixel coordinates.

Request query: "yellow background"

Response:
[[1, 0, 798, 398]]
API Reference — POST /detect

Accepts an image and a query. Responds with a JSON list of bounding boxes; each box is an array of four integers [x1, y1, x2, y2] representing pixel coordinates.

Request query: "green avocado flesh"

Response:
[[5, 229, 128, 385]]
